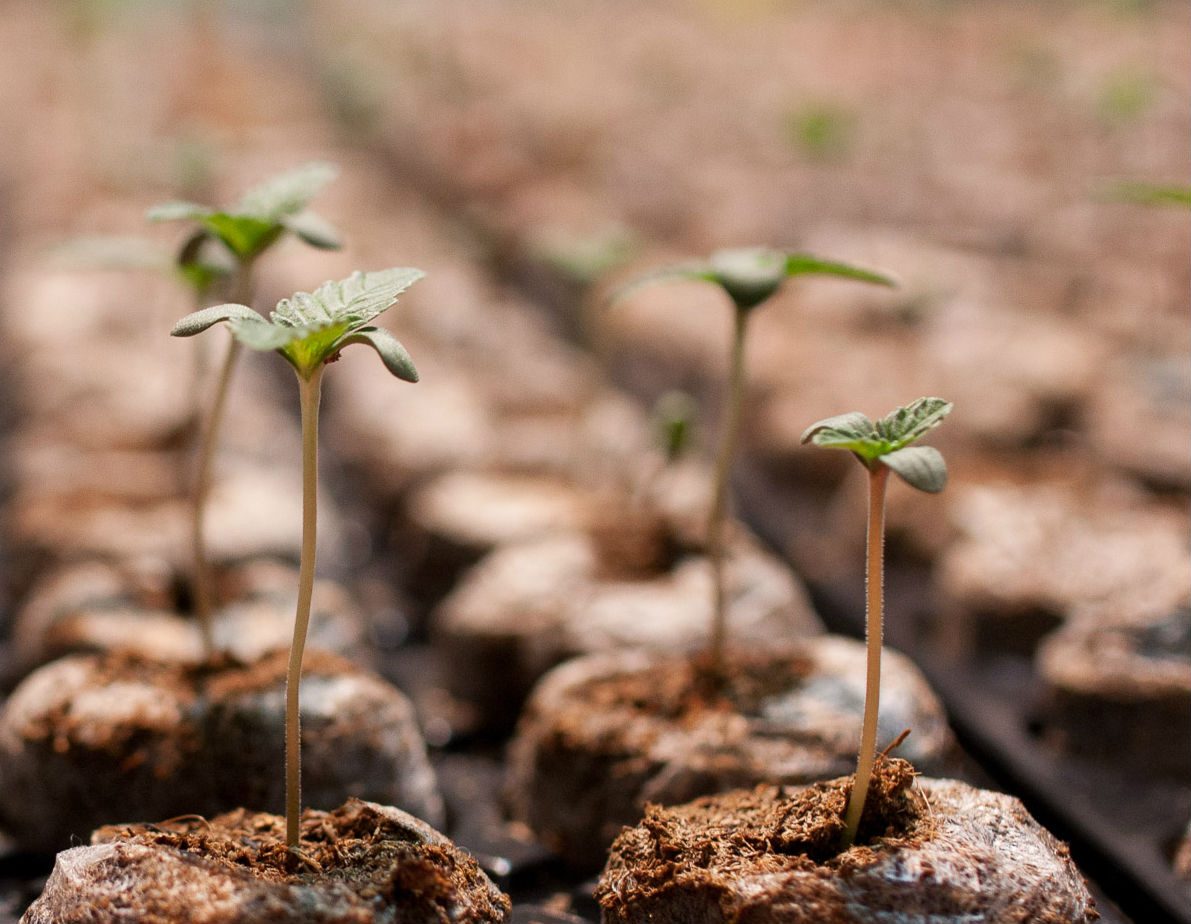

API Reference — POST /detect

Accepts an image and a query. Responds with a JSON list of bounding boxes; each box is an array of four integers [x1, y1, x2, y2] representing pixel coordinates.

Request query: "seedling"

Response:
[[801, 396, 952, 848], [619, 248, 894, 676], [1110, 181, 1191, 208], [152, 162, 341, 654], [171, 267, 423, 848]]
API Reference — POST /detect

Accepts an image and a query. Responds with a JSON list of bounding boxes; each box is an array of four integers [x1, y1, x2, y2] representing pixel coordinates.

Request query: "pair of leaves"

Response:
[[148, 162, 342, 260], [171, 268, 422, 381], [619, 246, 895, 312], [801, 397, 952, 493]]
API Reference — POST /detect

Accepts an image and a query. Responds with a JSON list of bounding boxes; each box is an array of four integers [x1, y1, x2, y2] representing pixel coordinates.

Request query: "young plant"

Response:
[[170, 267, 423, 848], [801, 396, 952, 848], [620, 248, 894, 676], [151, 162, 342, 655]]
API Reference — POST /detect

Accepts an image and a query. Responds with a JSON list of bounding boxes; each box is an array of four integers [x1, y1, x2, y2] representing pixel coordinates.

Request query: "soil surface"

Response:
[[23, 798, 511, 923], [506, 641, 951, 870], [598, 760, 1098, 924]]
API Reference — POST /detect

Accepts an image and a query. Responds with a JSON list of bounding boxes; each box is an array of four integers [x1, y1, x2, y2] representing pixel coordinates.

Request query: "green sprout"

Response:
[[171, 268, 422, 849], [1110, 181, 1191, 208], [801, 396, 952, 848], [619, 247, 894, 677], [152, 162, 341, 656]]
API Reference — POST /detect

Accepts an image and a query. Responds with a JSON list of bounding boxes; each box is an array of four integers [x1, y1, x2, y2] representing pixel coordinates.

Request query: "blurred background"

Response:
[[0, 0, 1187, 920]]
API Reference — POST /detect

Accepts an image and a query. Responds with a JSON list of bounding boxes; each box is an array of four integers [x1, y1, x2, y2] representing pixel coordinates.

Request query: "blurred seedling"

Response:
[[171, 267, 423, 849], [1110, 181, 1191, 208], [784, 102, 857, 164], [801, 396, 952, 848], [151, 162, 341, 655], [630, 390, 700, 509], [616, 247, 894, 677]]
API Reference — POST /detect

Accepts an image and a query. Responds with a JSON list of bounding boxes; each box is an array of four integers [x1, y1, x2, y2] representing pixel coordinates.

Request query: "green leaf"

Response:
[[800, 411, 878, 454], [707, 247, 789, 310], [271, 267, 425, 332], [235, 161, 339, 222], [784, 253, 896, 288], [200, 212, 282, 260], [281, 210, 342, 250], [208, 267, 425, 378], [802, 398, 952, 477], [880, 446, 948, 493], [874, 397, 952, 448], [606, 260, 716, 307], [176, 230, 235, 293], [171, 303, 264, 338], [334, 327, 419, 382], [1111, 181, 1191, 208], [147, 200, 210, 223]]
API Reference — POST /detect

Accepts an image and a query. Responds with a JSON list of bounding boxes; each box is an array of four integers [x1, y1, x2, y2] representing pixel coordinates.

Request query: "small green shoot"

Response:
[[171, 267, 423, 849], [784, 102, 857, 163], [801, 397, 952, 848], [618, 247, 894, 677], [154, 163, 341, 657], [1109, 181, 1191, 208]]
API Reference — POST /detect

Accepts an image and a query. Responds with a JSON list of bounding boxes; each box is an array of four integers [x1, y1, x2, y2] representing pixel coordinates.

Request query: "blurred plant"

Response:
[[784, 102, 858, 163], [152, 162, 341, 656], [617, 247, 894, 677], [801, 397, 951, 848], [1095, 68, 1156, 130], [171, 267, 422, 849], [1110, 181, 1191, 208]]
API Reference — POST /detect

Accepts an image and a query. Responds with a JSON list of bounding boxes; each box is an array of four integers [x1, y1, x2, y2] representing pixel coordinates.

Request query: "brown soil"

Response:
[[25, 800, 510, 924], [563, 648, 816, 722], [599, 758, 925, 909], [597, 764, 1099, 924], [584, 501, 685, 581]]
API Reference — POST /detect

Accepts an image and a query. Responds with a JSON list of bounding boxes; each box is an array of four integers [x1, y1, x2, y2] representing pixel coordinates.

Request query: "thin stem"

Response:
[[286, 365, 323, 849], [706, 307, 749, 676], [842, 462, 889, 848], [190, 262, 253, 657]]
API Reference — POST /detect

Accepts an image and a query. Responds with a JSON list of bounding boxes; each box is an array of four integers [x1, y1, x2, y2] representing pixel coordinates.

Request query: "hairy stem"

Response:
[[286, 365, 323, 849], [190, 261, 254, 656], [842, 462, 889, 848], [706, 307, 749, 677]]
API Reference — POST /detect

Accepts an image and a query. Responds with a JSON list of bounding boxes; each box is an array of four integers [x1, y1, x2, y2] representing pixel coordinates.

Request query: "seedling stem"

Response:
[[190, 261, 254, 652], [286, 364, 323, 847], [707, 307, 748, 676], [842, 462, 888, 847]]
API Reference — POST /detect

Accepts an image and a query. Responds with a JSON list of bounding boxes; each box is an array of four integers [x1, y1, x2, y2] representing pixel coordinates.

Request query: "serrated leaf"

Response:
[[147, 200, 211, 223], [880, 446, 948, 493], [784, 253, 896, 288], [270, 268, 424, 331], [281, 210, 342, 250], [874, 397, 952, 448], [228, 315, 312, 352], [235, 162, 339, 222], [171, 303, 264, 338], [335, 327, 419, 382]]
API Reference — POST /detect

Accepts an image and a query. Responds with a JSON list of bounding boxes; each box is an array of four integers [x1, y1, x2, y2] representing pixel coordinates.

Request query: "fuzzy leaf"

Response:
[[880, 445, 948, 493], [874, 397, 953, 447], [281, 210, 342, 250], [147, 200, 211, 223], [200, 212, 282, 260], [229, 315, 317, 352], [335, 327, 419, 382], [784, 253, 896, 288], [235, 162, 339, 222], [800, 411, 877, 452], [271, 268, 424, 332], [171, 303, 264, 338]]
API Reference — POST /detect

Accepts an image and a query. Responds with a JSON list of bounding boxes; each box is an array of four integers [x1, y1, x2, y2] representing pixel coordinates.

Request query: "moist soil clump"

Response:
[[0, 648, 443, 852], [23, 798, 511, 923], [598, 760, 1099, 924], [506, 640, 950, 870]]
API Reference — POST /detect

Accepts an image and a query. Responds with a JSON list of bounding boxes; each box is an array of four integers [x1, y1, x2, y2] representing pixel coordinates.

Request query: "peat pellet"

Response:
[[434, 529, 822, 732], [506, 639, 950, 870], [24, 799, 510, 924], [596, 759, 1097, 924], [0, 650, 442, 853]]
